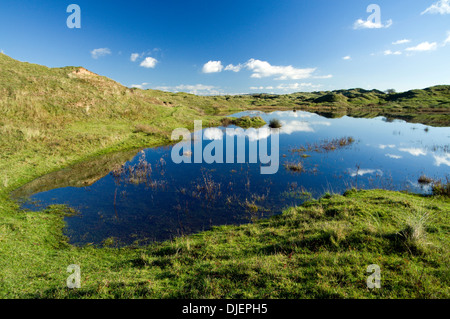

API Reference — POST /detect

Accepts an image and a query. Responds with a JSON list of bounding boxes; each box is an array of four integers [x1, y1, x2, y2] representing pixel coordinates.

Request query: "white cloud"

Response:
[[204, 128, 224, 140], [385, 154, 403, 159], [313, 74, 333, 79], [140, 57, 158, 68], [444, 31, 450, 45], [421, 0, 450, 15], [131, 82, 149, 89], [226, 127, 272, 142], [398, 148, 427, 156], [405, 42, 438, 52], [130, 53, 140, 62], [392, 39, 411, 45], [176, 84, 219, 95], [224, 64, 243, 72], [384, 50, 402, 56], [276, 83, 321, 90], [279, 121, 315, 134], [245, 59, 316, 80], [250, 86, 274, 90], [434, 154, 450, 166], [154, 84, 221, 95], [379, 144, 395, 150], [90, 48, 111, 59], [342, 56, 351, 60], [353, 18, 392, 29], [348, 168, 383, 177], [202, 61, 224, 73]]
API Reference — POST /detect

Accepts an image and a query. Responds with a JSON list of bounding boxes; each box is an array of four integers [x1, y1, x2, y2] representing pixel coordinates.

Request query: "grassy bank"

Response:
[[1, 189, 448, 298], [0, 53, 449, 298]]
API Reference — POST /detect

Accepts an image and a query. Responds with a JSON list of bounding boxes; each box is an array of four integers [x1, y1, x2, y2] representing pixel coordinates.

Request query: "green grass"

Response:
[[223, 116, 267, 128], [1, 190, 448, 298], [1, 53, 449, 299]]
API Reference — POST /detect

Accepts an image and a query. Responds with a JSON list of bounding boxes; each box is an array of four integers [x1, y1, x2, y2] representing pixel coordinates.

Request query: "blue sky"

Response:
[[0, 0, 449, 94]]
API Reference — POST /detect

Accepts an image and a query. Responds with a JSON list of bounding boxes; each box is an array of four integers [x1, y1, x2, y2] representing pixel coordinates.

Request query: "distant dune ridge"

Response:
[[0, 52, 449, 128]]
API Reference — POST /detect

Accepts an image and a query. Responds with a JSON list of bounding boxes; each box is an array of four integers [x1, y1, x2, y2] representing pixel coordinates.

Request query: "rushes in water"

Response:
[[283, 162, 304, 173], [291, 137, 356, 154], [431, 176, 450, 197], [418, 175, 434, 185]]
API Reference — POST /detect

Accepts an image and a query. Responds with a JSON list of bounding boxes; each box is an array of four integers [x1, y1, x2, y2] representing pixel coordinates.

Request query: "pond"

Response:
[[15, 110, 450, 246]]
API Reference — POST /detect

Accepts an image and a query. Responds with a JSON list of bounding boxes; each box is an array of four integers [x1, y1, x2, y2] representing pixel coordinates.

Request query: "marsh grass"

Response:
[[291, 137, 356, 155], [283, 161, 304, 173], [418, 175, 434, 185], [431, 176, 450, 197]]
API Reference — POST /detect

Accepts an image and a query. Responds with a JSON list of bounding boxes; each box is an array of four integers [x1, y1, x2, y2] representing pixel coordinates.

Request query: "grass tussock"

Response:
[[268, 118, 282, 129], [418, 175, 434, 185], [283, 162, 304, 173]]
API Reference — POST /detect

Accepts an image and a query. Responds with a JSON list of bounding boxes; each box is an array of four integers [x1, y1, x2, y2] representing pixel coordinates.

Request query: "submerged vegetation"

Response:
[[0, 53, 449, 298]]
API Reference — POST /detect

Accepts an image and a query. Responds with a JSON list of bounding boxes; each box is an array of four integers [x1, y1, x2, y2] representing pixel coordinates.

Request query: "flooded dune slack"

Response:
[[15, 111, 450, 246]]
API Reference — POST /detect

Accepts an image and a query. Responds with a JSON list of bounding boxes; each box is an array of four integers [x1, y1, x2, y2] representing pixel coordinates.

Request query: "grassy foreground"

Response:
[[1, 189, 448, 298], [0, 53, 449, 298]]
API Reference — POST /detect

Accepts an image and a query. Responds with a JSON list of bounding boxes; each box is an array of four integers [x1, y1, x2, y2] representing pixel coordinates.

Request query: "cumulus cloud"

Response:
[[90, 48, 111, 59], [176, 84, 219, 95], [342, 56, 352, 60], [224, 64, 243, 72], [385, 154, 402, 159], [140, 57, 158, 68], [202, 58, 331, 81], [130, 53, 140, 62], [353, 18, 392, 29], [379, 144, 395, 150], [202, 61, 224, 73], [434, 154, 450, 166], [131, 82, 149, 89], [276, 83, 321, 90], [398, 148, 427, 156], [154, 84, 221, 95], [313, 74, 333, 79], [279, 121, 315, 134], [444, 31, 450, 45], [245, 59, 316, 80], [203, 128, 224, 140], [384, 50, 402, 56], [250, 86, 274, 90], [348, 168, 383, 177], [392, 39, 411, 45], [405, 42, 438, 52], [225, 127, 272, 142], [421, 0, 450, 15]]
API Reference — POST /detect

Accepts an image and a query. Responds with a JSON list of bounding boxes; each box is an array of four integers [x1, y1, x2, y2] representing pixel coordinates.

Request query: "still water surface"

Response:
[[17, 111, 450, 245]]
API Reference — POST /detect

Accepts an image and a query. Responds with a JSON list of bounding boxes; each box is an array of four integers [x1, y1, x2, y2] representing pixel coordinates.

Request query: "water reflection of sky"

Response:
[[19, 111, 450, 246]]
